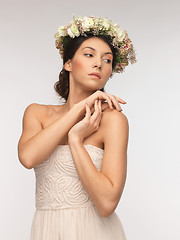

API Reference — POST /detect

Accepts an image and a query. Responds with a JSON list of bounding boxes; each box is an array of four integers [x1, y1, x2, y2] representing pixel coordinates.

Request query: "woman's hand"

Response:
[[76, 90, 126, 117], [68, 99, 102, 143]]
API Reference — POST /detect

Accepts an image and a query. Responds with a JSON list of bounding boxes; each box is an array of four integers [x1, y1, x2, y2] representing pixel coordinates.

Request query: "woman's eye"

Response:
[[104, 59, 112, 63], [84, 54, 111, 63], [85, 53, 93, 57]]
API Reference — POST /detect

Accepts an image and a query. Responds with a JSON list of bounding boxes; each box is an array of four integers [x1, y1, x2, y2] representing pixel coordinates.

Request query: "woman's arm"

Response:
[[18, 103, 85, 169], [18, 91, 125, 170], [68, 108, 128, 217]]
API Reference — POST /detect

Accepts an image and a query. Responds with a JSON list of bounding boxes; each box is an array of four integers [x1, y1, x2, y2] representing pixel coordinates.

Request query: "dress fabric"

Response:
[[30, 144, 127, 240]]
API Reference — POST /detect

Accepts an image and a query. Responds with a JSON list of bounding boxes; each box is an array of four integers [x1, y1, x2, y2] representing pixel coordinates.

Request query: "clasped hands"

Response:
[[68, 90, 126, 143]]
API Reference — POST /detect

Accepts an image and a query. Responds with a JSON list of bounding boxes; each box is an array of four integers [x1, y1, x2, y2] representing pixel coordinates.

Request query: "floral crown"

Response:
[[54, 14, 137, 74]]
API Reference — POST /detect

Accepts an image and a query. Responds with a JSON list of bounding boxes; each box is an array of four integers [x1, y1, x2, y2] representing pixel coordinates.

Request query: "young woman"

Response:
[[18, 15, 136, 240]]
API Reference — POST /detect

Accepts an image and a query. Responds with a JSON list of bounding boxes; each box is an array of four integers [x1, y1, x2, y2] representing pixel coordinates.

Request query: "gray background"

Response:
[[0, 0, 180, 239]]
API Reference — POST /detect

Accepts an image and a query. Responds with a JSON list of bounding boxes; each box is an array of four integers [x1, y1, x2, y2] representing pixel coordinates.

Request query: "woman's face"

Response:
[[64, 37, 113, 91]]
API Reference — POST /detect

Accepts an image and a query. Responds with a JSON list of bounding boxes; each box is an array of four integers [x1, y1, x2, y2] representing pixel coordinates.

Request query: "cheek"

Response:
[[105, 65, 112, 76], [72, 58, 86, 73]]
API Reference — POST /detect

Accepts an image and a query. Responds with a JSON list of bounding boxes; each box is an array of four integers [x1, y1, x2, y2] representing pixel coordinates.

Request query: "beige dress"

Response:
[[30, 144, 127, 240]]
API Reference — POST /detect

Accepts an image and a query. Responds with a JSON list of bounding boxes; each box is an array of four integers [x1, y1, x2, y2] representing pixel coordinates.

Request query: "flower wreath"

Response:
[[54, 14, 137, 74]]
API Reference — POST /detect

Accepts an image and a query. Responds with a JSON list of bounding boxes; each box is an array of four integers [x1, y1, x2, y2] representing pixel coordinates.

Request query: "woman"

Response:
[[18, 15, 136, 240]]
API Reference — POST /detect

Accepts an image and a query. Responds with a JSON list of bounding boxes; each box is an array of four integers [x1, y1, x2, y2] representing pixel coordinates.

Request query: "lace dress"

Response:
[[30, 144, 127, 240]]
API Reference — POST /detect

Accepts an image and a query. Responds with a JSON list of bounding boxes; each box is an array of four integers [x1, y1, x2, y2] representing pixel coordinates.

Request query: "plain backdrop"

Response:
[[0, 0, 180, 239]]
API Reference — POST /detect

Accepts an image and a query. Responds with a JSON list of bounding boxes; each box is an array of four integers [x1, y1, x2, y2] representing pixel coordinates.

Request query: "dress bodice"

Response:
[[34, 144, 104, 210]]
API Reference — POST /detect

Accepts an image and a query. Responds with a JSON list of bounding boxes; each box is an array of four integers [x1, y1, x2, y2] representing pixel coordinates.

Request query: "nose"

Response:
[[92, 57, 102, 70]]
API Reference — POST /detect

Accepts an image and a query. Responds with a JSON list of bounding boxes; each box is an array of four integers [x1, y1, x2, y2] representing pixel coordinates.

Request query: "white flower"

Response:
[[67, 28, 75, 38], [55, 15, 136, 73], [58, 26, 66, 37], [76, 16, 82, 23], [82, 17, 94, 30], [118, 31, 126, 41], [102, 18, 110, 30], [67, 24, 80, 38], [115, 27, 126, 41]]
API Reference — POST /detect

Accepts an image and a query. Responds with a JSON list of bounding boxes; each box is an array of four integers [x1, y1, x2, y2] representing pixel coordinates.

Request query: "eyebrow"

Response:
[[81, 46, 113, 56]]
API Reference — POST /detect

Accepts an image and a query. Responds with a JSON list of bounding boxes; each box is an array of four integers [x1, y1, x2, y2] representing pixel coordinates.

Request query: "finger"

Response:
[[104, 92, 126, 104], [85, 103, 91, 120], [101, 102, 108, 112], [97, 100, 102, 119], [96, 100, 102, 118], [103, 96, 113, 109], [94, 115, 101, 129], [99, 99, 102, 112], [96, 90, 126, 106], [89, 105, 95, 115], [91, 100, 101, 123], [112, 95, 122, 111], [92, 100, 102, 128], [96, 92, 113, 109], [108, 95, 122, 111], [96, 100, 102, 125], [116, 97, 126, 104]]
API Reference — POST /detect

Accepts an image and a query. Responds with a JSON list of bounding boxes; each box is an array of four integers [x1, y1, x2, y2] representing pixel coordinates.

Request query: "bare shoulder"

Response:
[[19, 103, 61, 146], [24, 103, 60, 120], [100, 108, 129, 144], [24, 102, 47, 114], [101, 108, 129, 126]]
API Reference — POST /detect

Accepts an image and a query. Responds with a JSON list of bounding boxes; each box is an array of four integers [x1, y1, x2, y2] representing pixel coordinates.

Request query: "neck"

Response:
[[63, 79, 98, 111]]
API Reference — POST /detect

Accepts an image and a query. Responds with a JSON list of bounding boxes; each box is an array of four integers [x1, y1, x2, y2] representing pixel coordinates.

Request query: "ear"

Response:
[[64, 59, 72, 72]]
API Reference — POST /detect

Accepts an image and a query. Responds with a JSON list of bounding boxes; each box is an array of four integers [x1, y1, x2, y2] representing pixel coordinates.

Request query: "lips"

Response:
[[88, 72, 101, 79]]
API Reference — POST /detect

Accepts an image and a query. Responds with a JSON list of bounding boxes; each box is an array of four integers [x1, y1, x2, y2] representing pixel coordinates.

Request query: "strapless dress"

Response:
[[30, 144, 127, 240]]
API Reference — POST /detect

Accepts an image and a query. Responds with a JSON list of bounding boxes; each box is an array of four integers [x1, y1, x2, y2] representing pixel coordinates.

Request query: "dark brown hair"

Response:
[[54, 34, 117, 102]]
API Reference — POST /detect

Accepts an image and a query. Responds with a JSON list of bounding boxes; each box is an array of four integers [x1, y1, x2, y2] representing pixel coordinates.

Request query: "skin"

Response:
[[65, 37, 129, 217], [18, 36, 128, 218], [63, 37, 114, 111]]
